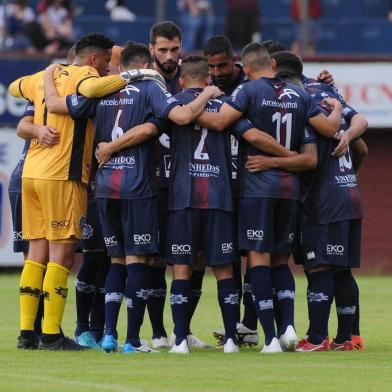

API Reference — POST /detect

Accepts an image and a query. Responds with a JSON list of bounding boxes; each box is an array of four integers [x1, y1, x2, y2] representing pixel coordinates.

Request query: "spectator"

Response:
[[290, 0, 322, 56], [225, 0, 260, 50], [37, 0, 74, 54], [105, 0, 136, 22], [178, 0, 214, 52], [0, 0, 46, 52]]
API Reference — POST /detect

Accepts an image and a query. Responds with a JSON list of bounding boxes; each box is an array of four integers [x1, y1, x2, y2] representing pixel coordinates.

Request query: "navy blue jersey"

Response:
[[302, 76, 346, 105], [8, 101, 34, 193], [211, 63, 249, 183], [66, 81, 179, 200], [168, 88, 252, 211], [228, 77, 319, 200], [155, 67, 183, 188], [303, 98, 363, 224]]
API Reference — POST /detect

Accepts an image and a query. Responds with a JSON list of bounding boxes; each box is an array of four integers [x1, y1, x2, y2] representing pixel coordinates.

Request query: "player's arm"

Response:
[[96, 123, 159, 167], [8, 77, 27, 98], [167, 86, 224, 125], [351, 138, 368, 174], [196, 102, 243, 131], [308, 97, 342, 137], [16, 116, 59, 147], [44, 64, 68, 113], [8, 73, 39, 101], [245, 142, 317, 173], [77, 74, 127, 98], [331, 113, 368, 157]]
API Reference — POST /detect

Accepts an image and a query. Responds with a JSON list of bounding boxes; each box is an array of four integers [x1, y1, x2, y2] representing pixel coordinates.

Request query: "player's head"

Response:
[[262, 39, 288, 54], [120, 42, 152, 71], [272, 51, 303, 87], [67, 44, 76, 64], [203, 35, 237, 89], [75, 32, 114, 76], [108, 45, 123, 75], [179, 56, 209, 89], [149, 21, 181, 74], [241, 43, 272, 79]]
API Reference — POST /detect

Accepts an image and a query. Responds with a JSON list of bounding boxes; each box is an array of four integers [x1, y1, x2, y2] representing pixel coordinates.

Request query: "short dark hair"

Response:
[[241, 43, 271, 71], [272, 51, 303, 80], [75, 33, 114, 56], [67, 44, 76, 64], [203, 36, 233, 57], [262, 40, 288, 54], [120, 41, 152, 69], [180, 56, 209, 80], [150, 21, 181, 44]]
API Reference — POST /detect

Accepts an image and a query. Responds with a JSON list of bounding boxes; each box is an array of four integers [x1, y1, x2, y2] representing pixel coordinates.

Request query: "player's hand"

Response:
[[45, 63, 63, 76], [332, 130, 350, 157], [203, 85, 224, 99], [37, 125, 59, 147], [96, 142, 114, 168], [245, 155, 273, 173], [318, 69, 334, 86], [323, 97, 341, 111]]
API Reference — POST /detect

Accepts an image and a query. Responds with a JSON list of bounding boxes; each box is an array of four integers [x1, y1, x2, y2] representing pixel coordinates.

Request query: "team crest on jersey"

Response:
[[278, 88, 300, 100]]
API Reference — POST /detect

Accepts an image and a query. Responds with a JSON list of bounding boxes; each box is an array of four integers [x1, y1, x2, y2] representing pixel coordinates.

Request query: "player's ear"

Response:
[[142, 62, 151, 69], [148, 44, 154, 57], [233, 53, 238, 62], [271, 58, 277, 71], [179, 77, 185, 89]]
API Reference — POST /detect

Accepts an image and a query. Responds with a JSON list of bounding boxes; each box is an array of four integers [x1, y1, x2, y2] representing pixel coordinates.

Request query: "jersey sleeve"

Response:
[[302, 126, 318, 145], [307, 94, 322, 118], [230, 117, 254, 139], [226, 83, 249, 114], [23, 101, 35, 117], [147, 115, 171, 133], [66, 94, 96, 120], [147, 81, 180, 119], [9, 71, 43, 100], [78, 74, 127, 98], [342, 104, 358, 123]]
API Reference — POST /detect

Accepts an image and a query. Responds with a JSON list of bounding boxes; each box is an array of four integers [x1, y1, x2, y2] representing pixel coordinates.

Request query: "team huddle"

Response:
[[8, 20, 367, 354]]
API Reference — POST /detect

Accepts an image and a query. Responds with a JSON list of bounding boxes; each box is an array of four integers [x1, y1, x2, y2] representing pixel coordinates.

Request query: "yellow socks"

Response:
[[20, 260, 46, 331], [42, 262, 70, 335]]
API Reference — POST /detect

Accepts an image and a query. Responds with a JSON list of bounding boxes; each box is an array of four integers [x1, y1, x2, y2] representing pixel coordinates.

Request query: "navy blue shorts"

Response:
[[97, 197, 159, 257], [80, 197, 105, 252], [302, 219, 362, 271], [8, 191, 29, 253], [157, 187, 169, 257], [292, 209, 304, 265], [167, 209, 236, 266], [238, 197, 299, 254]]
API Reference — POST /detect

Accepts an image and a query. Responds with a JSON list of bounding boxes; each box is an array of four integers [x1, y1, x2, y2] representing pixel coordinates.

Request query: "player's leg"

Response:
[[89, 254, 111, 344], [204, 209, 238, 353], [331, 220, 362, 350], [37, 179, 88, 351], [238, 197, 281, 353], [147, 188, 168, 346], [18, 179, 48, 349], [75, 196, 107, 348], [270, 199, 300, 350], [166, 209, 196, 353], [98, 198, 126, 352], [296, 223, 334, 352], [122, 197, 159, 353]]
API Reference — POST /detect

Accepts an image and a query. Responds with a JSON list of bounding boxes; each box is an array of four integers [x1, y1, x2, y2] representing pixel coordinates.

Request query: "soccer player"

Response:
[[73, 45, 124, 349], [204, 35, 258, 346], [148, 20, 208, 349], [8, 32, 125, 351], [44, 41, 222, 353], [196, 43, 342, 352]]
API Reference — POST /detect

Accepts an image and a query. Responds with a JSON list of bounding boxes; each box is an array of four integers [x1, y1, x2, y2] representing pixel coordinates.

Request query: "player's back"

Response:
[[303, 99, 363, 224], [169, 88, 233, 211], [93, 80, 178, 200], [22, 65, 99, 184], [231, 77, 319, 200]]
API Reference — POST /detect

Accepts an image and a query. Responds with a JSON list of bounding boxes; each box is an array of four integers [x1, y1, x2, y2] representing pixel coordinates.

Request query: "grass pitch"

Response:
[[0, 273, 391, 392]]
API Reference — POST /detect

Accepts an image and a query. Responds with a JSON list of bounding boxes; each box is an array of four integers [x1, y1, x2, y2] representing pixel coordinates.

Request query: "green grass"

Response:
[[0, 273, 391, 392]]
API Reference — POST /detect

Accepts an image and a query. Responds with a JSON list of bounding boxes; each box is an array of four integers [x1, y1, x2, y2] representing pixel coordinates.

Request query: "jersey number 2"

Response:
[[194, 125, 209, 160]]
